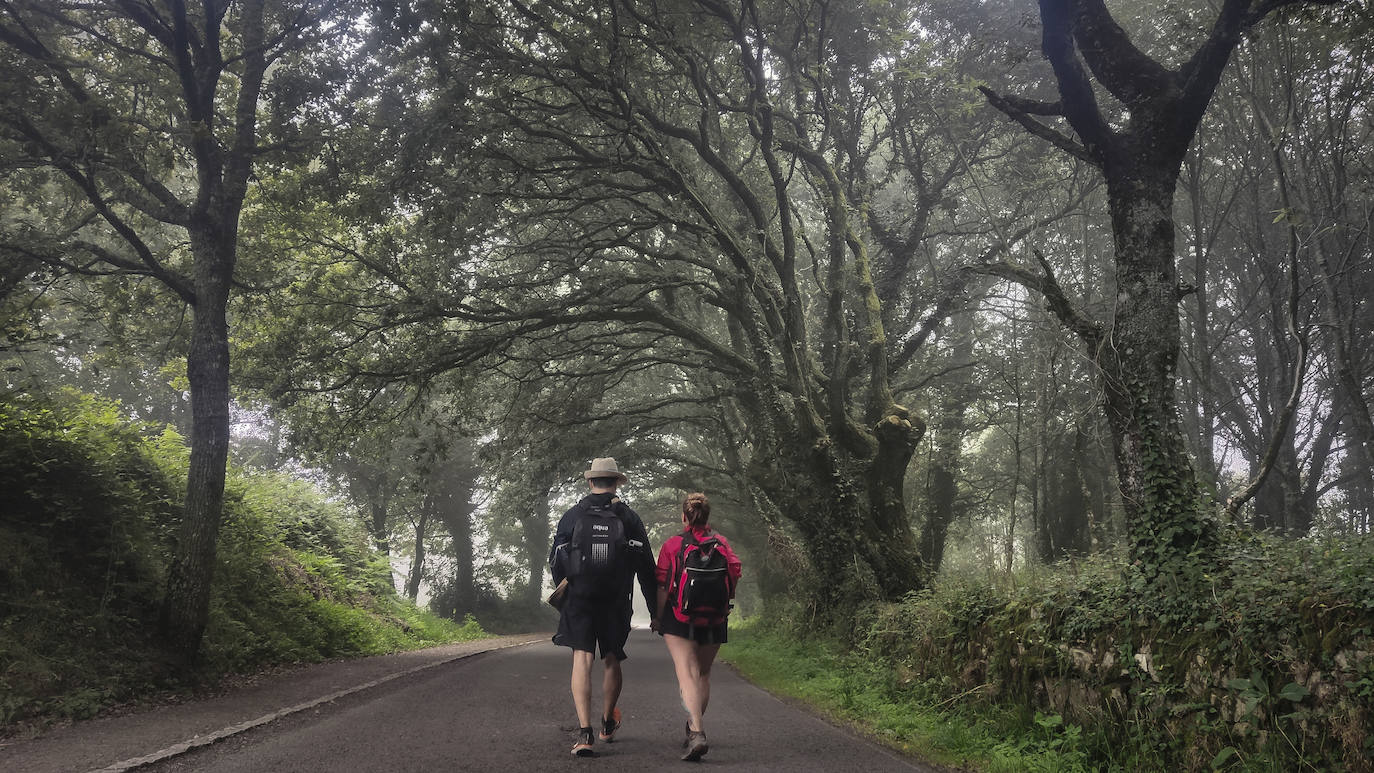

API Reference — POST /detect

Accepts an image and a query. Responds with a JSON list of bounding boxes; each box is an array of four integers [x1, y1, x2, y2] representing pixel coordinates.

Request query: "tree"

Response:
[[979, 0, 1340, 584], [1234, 11, 1374, 528], [1166, 5, 1369, 536], [376, 0, 1099, 616], [0, 0, 350, 660]]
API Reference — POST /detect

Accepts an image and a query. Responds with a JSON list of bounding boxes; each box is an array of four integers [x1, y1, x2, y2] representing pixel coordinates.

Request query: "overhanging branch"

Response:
[[972, 248, 1102, 346], [979, 86, 1097, 165]]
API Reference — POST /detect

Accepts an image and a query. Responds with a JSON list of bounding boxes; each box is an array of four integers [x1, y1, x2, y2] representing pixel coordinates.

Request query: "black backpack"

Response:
[[563, 501, 628, 590], [671, 531, 732, 625]]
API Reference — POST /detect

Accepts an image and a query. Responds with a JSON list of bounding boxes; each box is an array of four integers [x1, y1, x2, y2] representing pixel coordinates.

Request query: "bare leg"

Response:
[[601, 654, 622, 722], [697, 643, 721, 717], [571, 650, 595, 729], [664, 633, 705, 732]]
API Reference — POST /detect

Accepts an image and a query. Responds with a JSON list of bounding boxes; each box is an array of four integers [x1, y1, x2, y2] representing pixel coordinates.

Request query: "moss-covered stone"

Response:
[[846, 539, 1374, 772]]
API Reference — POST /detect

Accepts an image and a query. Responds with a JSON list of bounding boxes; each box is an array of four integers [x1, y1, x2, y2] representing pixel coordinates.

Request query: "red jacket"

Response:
[[655, 525, 743, 592]]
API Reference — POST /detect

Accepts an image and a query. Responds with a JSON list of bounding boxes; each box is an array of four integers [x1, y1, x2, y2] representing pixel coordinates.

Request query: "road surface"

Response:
[[143, 629, 935, 771]]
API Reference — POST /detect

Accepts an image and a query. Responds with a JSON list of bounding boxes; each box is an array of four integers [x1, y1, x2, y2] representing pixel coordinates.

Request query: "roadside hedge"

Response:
[[0, 389, 479, 730], [854, 537, 1374, 771]]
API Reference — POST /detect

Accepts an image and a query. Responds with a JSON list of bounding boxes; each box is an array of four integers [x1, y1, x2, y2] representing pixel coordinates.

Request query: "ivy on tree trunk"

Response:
[[979, 0, 1340, 583]]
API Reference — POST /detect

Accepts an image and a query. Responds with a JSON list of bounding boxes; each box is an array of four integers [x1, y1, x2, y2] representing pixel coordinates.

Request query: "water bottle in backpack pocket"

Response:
[[672, 532, 732, 625]]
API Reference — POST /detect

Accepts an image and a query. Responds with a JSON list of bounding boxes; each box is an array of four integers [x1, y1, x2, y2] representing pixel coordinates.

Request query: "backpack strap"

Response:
[[669, 530, 692, 595], [611, 498, 648, 553]]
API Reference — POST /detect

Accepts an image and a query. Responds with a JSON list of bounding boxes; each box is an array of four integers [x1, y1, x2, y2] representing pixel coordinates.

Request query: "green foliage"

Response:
[[426, 575, 558, 635], [748, 535, 1374, 772], [0, 390, 486, 731], [0, 389, 176, 724], [725, 621, 1103, 772]]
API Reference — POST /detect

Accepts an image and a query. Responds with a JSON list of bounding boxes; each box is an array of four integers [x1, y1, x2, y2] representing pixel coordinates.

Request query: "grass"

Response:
[[722, 620, 1105, 773]]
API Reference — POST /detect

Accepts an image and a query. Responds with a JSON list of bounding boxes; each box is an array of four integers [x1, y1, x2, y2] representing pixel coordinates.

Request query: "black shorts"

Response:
[[656, 601, 727, 645], [554, 593, 632, 660]]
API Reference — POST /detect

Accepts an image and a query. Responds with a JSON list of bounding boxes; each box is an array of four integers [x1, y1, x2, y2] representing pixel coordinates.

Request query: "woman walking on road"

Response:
[[652, 492, 742, 761]]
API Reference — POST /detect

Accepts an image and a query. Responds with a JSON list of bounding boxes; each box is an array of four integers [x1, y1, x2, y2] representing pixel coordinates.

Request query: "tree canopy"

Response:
[[3, 0, 1370, 647]]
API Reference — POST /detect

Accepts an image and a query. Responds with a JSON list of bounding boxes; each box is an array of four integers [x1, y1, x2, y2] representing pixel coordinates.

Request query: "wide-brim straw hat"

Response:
[[584, 457, 628, 485]]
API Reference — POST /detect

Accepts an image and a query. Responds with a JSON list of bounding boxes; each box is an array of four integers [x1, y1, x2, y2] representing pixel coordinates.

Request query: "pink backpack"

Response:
[[670, 531, 733, 625]]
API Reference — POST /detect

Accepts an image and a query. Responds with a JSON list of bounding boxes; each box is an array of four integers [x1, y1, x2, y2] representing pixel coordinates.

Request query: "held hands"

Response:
[[649, 616, 661, 634]]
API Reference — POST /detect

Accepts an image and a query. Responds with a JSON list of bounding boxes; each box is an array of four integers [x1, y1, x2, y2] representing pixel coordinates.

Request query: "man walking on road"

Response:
[[549, 457, 657, 757]]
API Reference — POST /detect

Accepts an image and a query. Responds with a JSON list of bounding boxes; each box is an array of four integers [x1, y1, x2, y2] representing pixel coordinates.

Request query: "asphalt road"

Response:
[[141, 629, 938, 772]]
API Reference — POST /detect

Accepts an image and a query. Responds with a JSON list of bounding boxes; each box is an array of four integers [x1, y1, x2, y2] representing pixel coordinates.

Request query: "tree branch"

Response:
[[979, 86, 1097, 164], [1037, 0, 1114, 161], [1069, 0, 1175, 105], [972, 248, 1102, 346]]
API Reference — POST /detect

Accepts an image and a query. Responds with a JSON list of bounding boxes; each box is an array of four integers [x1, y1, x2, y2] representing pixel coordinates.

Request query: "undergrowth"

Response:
[[725, 619, 1104, 772], [730, 534, 1373, 772], [0, 389, 486, 733]]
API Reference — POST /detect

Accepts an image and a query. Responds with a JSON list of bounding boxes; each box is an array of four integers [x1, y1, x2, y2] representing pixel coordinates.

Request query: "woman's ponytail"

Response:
[[682, 492, 710, 529]]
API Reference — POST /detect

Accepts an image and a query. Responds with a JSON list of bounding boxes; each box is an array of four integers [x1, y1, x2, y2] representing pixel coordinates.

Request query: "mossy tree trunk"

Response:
[[979, 0, 1337, 581], [1095, 158, 1215, 577], [762, 419, 926, 612]]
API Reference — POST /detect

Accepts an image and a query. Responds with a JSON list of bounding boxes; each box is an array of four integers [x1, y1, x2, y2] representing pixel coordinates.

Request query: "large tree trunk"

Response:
[[761, 419, 927, 616], [766, 452, 869, 615], [433, 445, 480, 619], [159, 234, 233, 659], [445, 507, 476, 618], [867, 409, 928, 598], [1097, 163, 1215, 575], [518, 484, 553, 608]]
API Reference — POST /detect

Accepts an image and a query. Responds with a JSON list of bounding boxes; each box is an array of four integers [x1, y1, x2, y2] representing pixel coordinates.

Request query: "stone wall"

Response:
[[857, 558, 1374, 772]]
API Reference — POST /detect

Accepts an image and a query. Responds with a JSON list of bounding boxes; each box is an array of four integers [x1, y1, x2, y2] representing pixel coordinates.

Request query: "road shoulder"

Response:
[[0, 634, 543, 773]]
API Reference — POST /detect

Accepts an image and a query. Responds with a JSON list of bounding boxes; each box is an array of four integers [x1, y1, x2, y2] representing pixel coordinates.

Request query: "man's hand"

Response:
[[649, 617, 661, 634]]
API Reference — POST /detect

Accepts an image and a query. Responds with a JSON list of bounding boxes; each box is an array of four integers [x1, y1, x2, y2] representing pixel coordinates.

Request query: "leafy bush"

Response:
[[0, 390, 485, 732], [426, 576, 558, 635], [751, 533, 1374, 772], [0, 390, 176, 725]]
